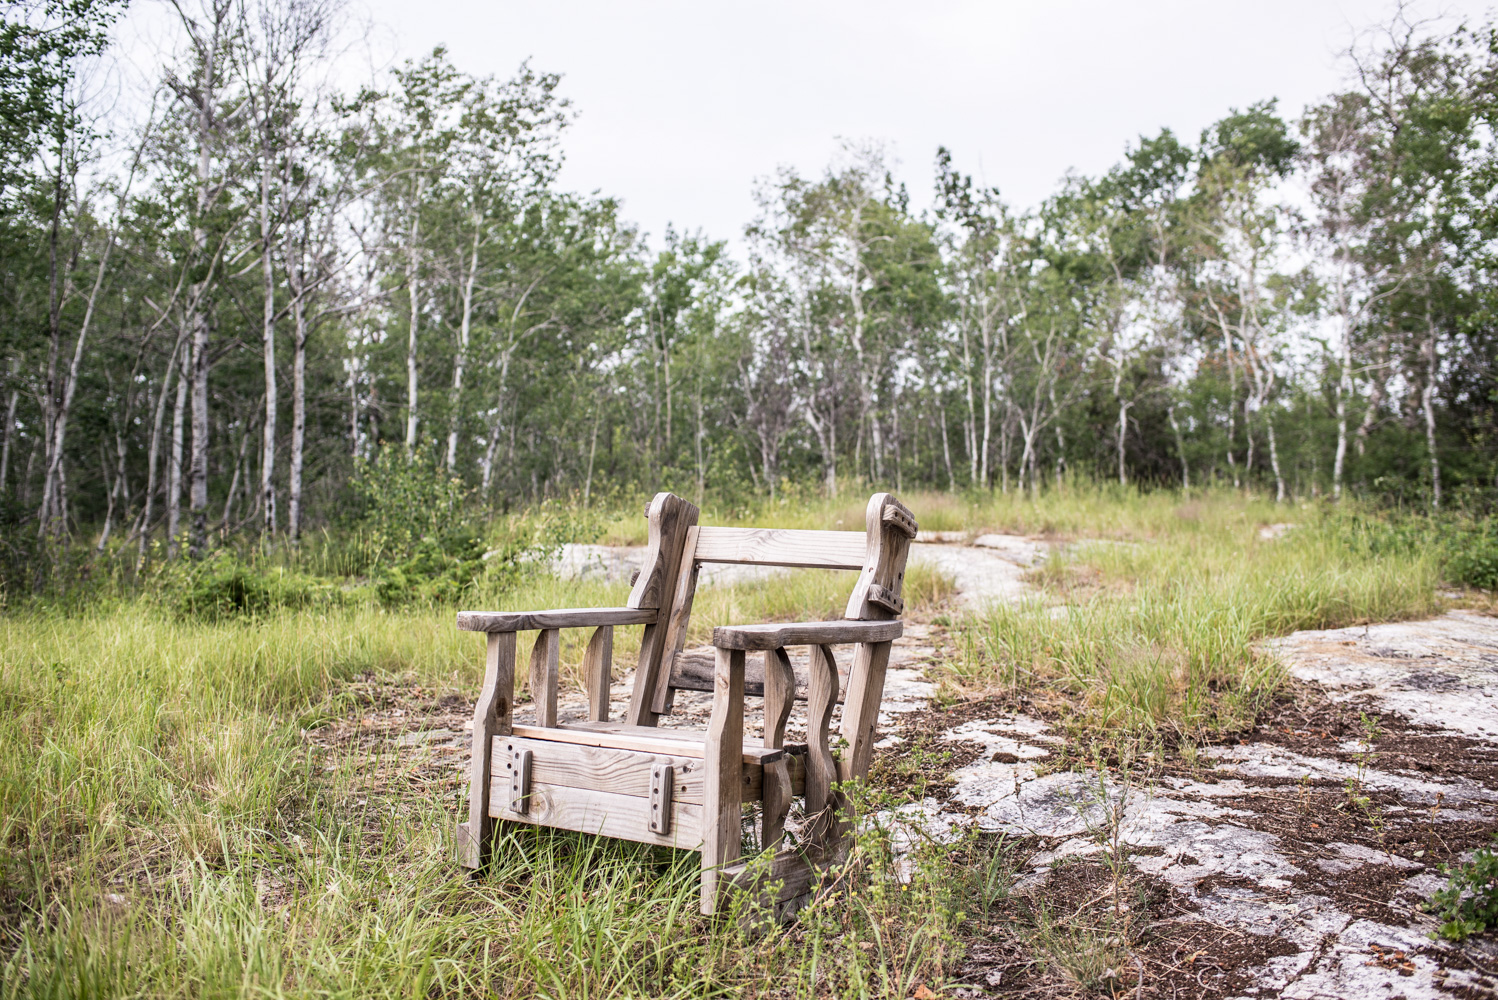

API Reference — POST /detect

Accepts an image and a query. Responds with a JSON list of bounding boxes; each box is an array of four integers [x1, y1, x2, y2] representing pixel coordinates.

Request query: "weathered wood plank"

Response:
[[582, 625, 613, 723], [461, 630, 516, 869], [803, 644, 840, 848], [701, 646, 745, 914], [839, 639, 893, 784], [651, 525, 701, 715], [626, 492, 698, 611], [845, 492, 917, 621], [491, 735, 764, 803], [488, 779, 705, 849], [508, 721, 781, 766], [666, 648, 849, 703], [720, 848, 825, 908], [456, 607, 656, 632], [711, 619, 902, 651], [528, 628, 559, 728], [627, 495, 698, 726], [693, 526, 867, 570]]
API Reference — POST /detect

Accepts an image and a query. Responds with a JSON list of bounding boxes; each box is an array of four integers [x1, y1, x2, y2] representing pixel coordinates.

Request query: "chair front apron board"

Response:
[[454, 491, 917, 916]]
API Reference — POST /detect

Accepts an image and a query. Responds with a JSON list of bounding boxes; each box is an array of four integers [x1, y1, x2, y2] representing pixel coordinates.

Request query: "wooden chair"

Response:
[[455, 491, 917, 915]]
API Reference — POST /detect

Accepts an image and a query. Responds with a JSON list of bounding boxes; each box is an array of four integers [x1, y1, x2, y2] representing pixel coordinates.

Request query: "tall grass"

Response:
[[0, 486, 1458, 995], [944, 494, 1444, 740], [0, 555, 970, 997]]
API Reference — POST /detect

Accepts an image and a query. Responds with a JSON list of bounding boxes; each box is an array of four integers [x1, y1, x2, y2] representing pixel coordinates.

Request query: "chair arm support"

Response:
[[711, 619, 902, 651], [457, 607, 658, 633]]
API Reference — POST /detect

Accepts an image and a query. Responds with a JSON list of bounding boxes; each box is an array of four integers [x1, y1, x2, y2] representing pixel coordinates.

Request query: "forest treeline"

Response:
[[4, 0, 1498, 571]]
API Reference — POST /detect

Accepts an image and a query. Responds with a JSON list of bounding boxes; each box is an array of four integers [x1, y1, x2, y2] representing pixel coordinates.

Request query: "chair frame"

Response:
[[454, 491, 917, 915]]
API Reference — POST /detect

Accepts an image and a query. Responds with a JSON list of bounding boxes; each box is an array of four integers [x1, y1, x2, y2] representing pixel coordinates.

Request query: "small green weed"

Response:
[[1425, 833, 1498, 940]]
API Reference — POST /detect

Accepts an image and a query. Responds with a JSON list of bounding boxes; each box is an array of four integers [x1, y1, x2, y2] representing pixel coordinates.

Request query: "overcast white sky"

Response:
[[152, 1, 1498, 248]]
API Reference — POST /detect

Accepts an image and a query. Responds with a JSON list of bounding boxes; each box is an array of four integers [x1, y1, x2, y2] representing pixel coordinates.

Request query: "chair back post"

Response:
[[845, 492, 918, 622], [626, 492, 699, 726], [839, 492, 918, 785]]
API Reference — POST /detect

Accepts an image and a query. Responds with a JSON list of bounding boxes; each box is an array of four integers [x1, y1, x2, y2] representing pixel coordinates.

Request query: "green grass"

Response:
[[0, 486, 1458, 996], [941, 493, 1445, 742]]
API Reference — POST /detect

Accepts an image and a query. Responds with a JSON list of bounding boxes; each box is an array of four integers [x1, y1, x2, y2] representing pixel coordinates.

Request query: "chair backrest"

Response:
[[628, 492, 917, 724]]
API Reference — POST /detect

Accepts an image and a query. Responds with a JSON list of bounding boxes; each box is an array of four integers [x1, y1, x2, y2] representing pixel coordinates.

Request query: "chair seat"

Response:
[[712, 618, 903, 650]]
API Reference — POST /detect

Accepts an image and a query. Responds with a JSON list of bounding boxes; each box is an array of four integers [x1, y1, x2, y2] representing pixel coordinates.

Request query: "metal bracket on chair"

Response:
[[649, 762, 674, 835], [508, 747, 533, 814]]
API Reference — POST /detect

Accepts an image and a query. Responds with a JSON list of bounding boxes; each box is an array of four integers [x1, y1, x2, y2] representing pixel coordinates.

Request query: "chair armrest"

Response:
[[711, 619, 902, 650], [456, 607, 657, 632]]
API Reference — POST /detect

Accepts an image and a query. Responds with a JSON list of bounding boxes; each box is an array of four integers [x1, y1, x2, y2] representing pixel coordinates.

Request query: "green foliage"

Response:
[[1448, 521, 1498, 591], [159, 550, 339, 620], [1325, 510, 1498, 591], [348, 447, 472, 563], [349, 447, 504, 606], [1425, 833, 1498, 940]]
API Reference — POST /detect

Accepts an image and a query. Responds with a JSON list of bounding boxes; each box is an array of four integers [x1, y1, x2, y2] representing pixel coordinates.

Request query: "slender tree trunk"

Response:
[[288, 263, 309, 542], [138, 337, 181, 563], [189, 305, 210, 558], [1116, 394, 1129, 486], [1168, 404, 1189, 491], [259, 146, 277, 535], [1422, 322, 1441, 510], [405, 198, 423, 456], [940, 394, 954, 492], [583, 405, 600, 505], [167, 339, 189, 557], [1333, 325, 1352, 500], [979, 329, 993, 488], [1267, 417, 1285, 503], [1, 360, 18, 492], [38, 131, 65, 534], [447, 227, 479, 471]]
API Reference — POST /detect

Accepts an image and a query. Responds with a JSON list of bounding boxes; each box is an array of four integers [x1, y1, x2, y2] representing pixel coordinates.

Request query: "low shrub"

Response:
[[165, 552, 339, 620], [1425, 833, 1498, 940], [1448, 521, 1498, 591]]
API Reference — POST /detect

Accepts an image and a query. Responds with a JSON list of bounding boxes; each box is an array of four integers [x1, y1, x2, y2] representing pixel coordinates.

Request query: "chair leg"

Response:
[[839, 640, 892, 783], [701, 646, 744, 914], [461, 631, 516, 870]]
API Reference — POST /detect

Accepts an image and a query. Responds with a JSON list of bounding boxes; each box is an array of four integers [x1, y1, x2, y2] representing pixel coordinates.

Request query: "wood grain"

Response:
[[711, 618, 902, 650], [491, 735, 765, 803], [508, 721, 781, 765], [693, 526, 866, 570], [838, 639, 893, 784], [803, 643, 840, 848], [762, 648, 795, 749], [461, 630, 516, 869], [627, 494, 698, 725], [701, 646, 745, 914], [720, 848, 823, 908], [489, 779, 705, 849], [626, 492, 698, 611], [582, 625, 613, 722], [456, 607, 656, 632], [845, 492, 916, 621], [528, 628, 559, 728], [651, 524, 701, 715]]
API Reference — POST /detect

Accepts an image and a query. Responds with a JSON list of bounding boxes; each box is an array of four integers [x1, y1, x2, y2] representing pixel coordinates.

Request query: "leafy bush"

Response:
[[349, 447, 560, 606], [348, 447, 471, 563], [1448, 521, 1498, 591], [1425, 834, 1498, 940], [1326, 511, 1498, 592], [165, 552, 338, 620]]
